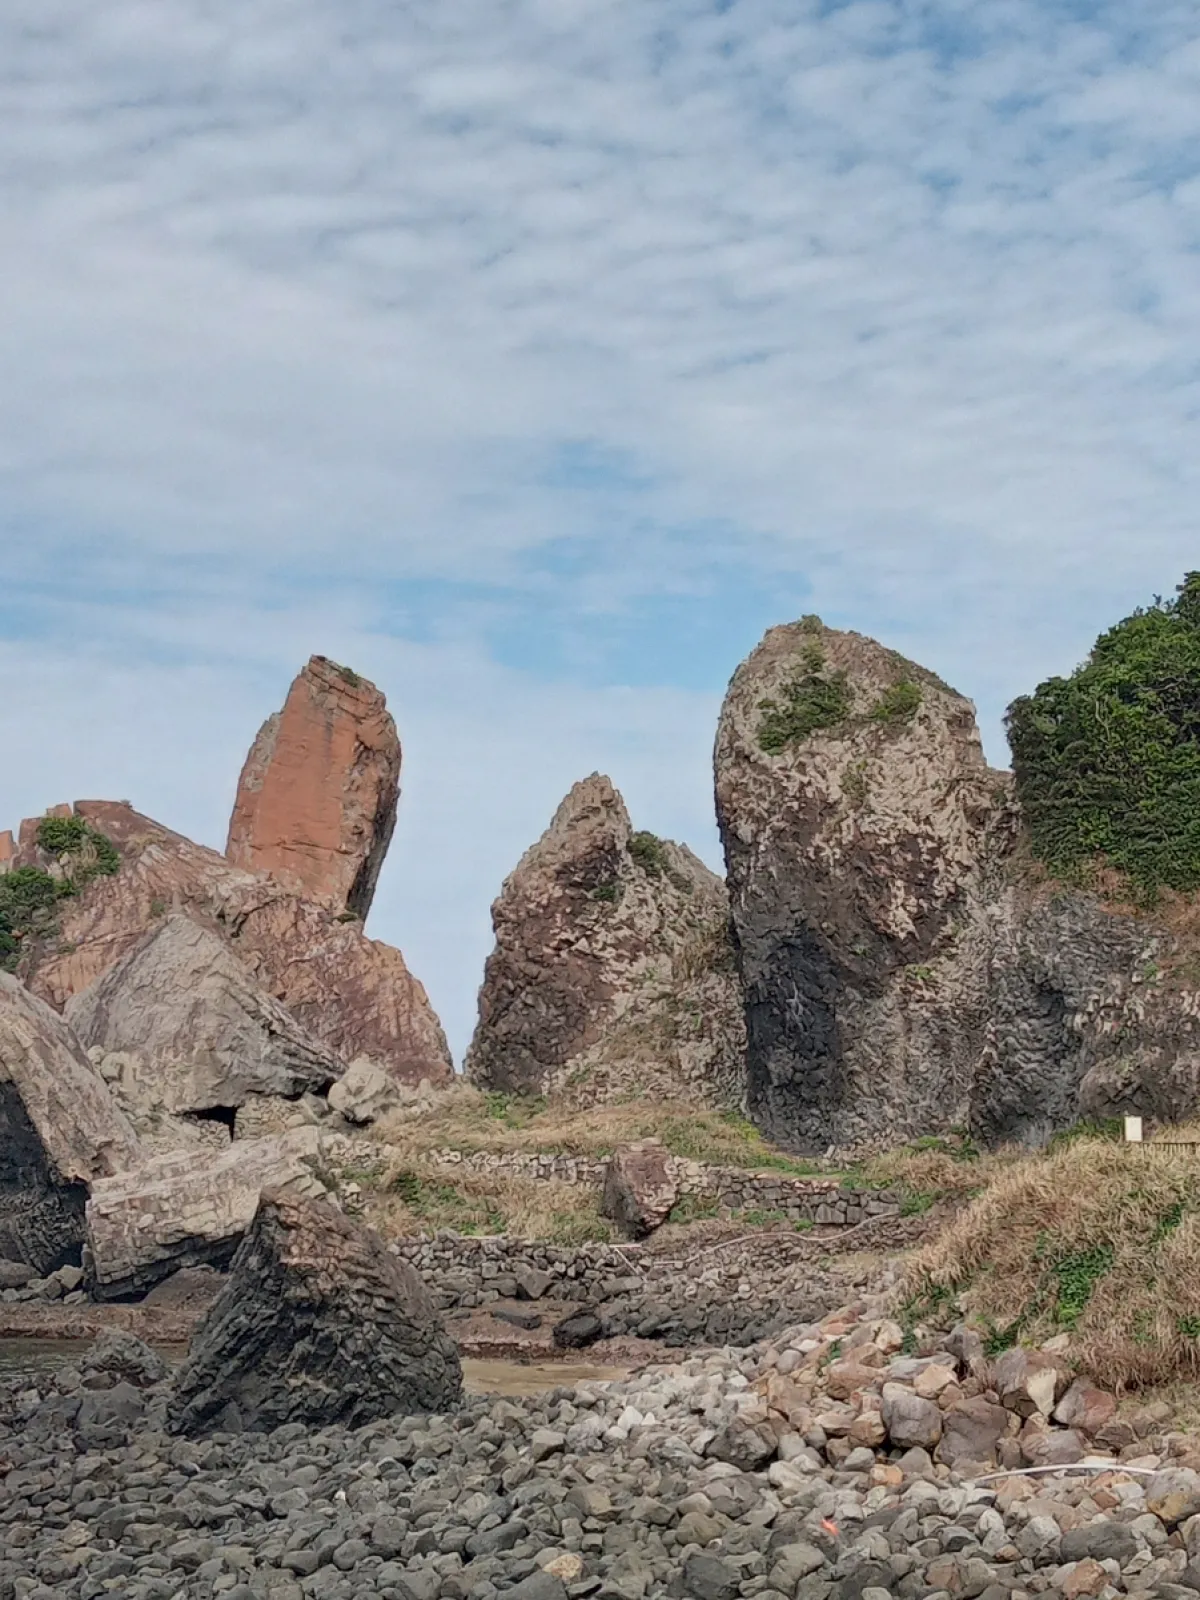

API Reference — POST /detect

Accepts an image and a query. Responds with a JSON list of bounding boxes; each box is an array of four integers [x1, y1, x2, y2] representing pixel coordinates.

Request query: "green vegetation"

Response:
[[389, 1170, 506, 1235], [1007, 572, 1200, 897], [667, 1192, 720, 1226], [590, 881, 622, 904], [757, 641, 852, 753], [334, 663, 363, 688], [869, 679, 922, 725], [629, 831, 669, 877], [0, 816, 122, 972]]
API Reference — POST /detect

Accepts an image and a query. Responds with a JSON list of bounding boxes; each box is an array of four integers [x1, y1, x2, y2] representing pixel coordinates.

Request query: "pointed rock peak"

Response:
[[540, 773, 631, 850], [226, 656, 401, 917]]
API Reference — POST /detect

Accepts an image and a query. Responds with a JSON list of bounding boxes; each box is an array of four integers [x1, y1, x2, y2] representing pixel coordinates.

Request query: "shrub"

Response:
[[869, 679, 922, 725], [757, 642, 852, 753], [36, 815, 120, 882], [629, 831, 669, 877], [0, 867, 64, 972], [1007, 572, 1200, 896]]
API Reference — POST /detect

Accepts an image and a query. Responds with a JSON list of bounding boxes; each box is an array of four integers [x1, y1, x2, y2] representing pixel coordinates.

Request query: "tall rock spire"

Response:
[[226, 656, 400, 919]]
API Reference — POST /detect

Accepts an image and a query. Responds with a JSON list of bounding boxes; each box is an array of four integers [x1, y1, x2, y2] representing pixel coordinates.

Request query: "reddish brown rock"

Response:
[[1053, 1377, 1117, 1436], [600, 1141, 680, 1238], [11, 802, 450, 1088], [466, 774, 745, 1106], [226, 656, 400, 917]]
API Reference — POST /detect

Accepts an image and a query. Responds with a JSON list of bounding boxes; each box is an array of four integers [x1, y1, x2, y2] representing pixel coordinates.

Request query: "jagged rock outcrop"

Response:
[[226, 656, 400, 917], [65, 914, 340, 1121], [717, 617, 1200, 1151], [600, 1141, 679, 1239], [715, 621, 1007, 1152], [465, 775, 745, 1106], [0, 973, 139, 1272], [8, 800, 451, 1088], [85, 1128, 329, 1298], [167, 1189, 462, 1435]]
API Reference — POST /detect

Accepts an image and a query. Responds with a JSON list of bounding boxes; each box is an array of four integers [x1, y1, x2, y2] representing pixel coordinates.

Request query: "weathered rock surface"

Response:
[[226, 655, 401, 917], [0, 973, 139, 1272], [11, 800, 451, 1088], [64, 914, 341, 1120], [600, 1141, 680, 1239], [715, 621, 1004, 1151], [167, 1189, 462, 1434], [327, 1056, 403, 1124], [716, 617, 1200, 1149], [466, 775, 745, 1106], [85, 1127, 329, 1298]]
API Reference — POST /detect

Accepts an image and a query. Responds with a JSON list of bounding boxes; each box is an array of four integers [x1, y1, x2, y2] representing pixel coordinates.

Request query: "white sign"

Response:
[[1124, 1115, 1143, 1143]]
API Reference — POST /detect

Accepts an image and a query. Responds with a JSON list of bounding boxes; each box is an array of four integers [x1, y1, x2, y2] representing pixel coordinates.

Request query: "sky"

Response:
[[3, 0, 1200, 1060]]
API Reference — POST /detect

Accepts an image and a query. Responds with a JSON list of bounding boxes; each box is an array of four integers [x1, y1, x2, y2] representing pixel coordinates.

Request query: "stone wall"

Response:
[[420, 1146, 901, 1227], [389, 1234, 640, 1308]]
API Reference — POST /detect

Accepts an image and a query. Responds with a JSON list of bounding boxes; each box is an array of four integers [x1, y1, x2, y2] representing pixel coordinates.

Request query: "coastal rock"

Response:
[[85, 1127, 329, 1298], [327, 1057, 402, 1124], [12, 800, 451, 1089], [226, 655, 400, 917], [465, 774, 745, 1107], [65, 914, 341, 1119], [167, 1189, 462, 1434], [715, 620, 1004, 1151], [600, 1141, 679, 1238], [0, 973, 138, 1272]]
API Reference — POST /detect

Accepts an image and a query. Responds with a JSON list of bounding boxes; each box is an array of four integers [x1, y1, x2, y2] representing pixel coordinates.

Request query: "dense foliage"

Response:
[[0, 816, 121, 971], [756, 641, 852, 753], [1007, 573, 1200, 895]]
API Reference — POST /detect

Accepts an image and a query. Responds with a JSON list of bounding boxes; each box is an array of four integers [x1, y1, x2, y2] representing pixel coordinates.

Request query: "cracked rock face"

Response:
[[167, 1189, 462, 1435], [0, 973, 138, 1272], [226, 655, 401, 919], [65, 913, 341, 1119], [715, 622, 1008, 1153], [11, 800, 451, 1090], [465, 774, 745, 1107]]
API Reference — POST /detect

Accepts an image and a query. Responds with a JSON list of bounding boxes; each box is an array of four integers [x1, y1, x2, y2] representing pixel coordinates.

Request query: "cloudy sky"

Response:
[[3, 0, 1199, 1058]]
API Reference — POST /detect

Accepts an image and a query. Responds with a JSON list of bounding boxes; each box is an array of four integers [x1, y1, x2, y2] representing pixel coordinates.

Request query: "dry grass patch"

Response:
[[374, 1084, 823, 1175], [361, 1155, 617, 1246], [904, 1136, 1200, 1388]]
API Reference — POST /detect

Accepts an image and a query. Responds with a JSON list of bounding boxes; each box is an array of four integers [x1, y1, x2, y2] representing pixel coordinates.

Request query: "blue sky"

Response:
[[3, 0, 1200, 1057]]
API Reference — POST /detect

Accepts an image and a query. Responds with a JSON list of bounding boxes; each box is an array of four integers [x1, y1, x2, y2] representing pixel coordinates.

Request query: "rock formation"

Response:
[[716, 615, 1200, 1151], [65, 914, 341, 1120], [226, 655, 400, 917], [7, 800, 451, 1088], [85, 1128, 329, 1298], [465, 774, 745, 1106], [0, 973, 139, 1272], [600, 1141, 680, 1239], [167, 1189, 462, 1435], [715, 620, 1004, 1151]]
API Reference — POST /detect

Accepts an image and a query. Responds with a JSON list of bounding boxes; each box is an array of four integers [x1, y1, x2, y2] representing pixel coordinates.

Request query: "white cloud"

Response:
[[4, 0, 1200, 1048]]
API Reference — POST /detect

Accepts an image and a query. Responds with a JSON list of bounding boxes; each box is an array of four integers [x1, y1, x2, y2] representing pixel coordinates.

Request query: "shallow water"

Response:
[[0, 1339, 625, 1397]]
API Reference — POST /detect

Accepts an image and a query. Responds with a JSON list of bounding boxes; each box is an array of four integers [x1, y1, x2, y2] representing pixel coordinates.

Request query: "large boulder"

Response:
[[600, 1141, 680, 1238], [85, 1127, 329, 1298], [715, 619, 1004, 1151], [226, 655, 400, 918], [9, 798, 451, 1089], [0, 973, 139, 1271], [167, 1189, 462, 1434], [65, 914, 341, 1118], [465, 774, 745, 1106]]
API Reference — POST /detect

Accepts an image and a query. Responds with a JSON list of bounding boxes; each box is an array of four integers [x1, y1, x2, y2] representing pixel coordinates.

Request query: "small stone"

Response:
[[541, 1554, 585, 1582], [1148, 1469, 1200, 1527], [881, 1382, 942, 1450], [1060, 1558, 1107, 1599], [683, 1553, 740, 1600], [768, 1544, 827, 1590], [531, 1429, 566, 1461]]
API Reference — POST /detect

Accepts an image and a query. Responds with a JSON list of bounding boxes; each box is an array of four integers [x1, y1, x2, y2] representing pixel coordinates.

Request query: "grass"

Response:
[[374, 1086, 828, 1176], [364, 1160, 615, 1246], [904, 1134, 1200, 1387]]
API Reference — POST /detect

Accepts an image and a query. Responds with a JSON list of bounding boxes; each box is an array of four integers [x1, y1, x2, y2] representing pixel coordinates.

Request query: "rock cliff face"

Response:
[[0, 974, 139, 1271], [226, 656, 400, 918], [465, 775, 745, 1106], [65, 914, 341, 1119], [717, 617, 1200, 1151], [715, 621, 1004, 1151], [9, 801, 451, 1088]]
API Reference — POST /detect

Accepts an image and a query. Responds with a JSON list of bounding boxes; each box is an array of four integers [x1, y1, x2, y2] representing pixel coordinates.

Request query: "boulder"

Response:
[[226, 655, 400, 918], [85, 1127, 329, 1298], [1053, 1377, 1117, 1436], [327, 1056, 401, 1124], [0, 973, 139, 1272], [65, 915, 341, 1118], [81, 1330, 169, 1388], [167, 1189, 462, 1434], [11, 799, 451, 1089], [993, 1348, 1066, 1418], [880, 1382, 943, 1450], [465, 774, 745, 1108], [600, 1141, 680, 1238], [707, 1416, 779, 1471], [714, 620, 1003, 1150], [553, 1312, 603, 1349], [0, 1258, 35, 1288], [935, 1396, 1009, 1467]]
